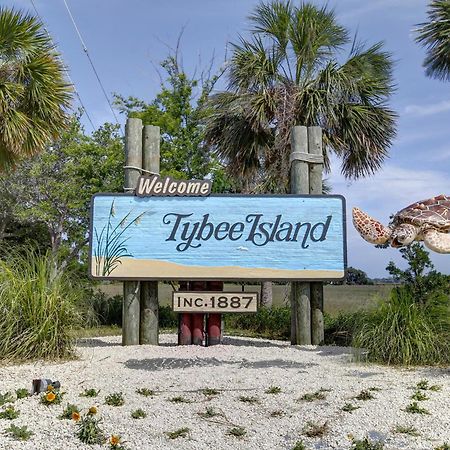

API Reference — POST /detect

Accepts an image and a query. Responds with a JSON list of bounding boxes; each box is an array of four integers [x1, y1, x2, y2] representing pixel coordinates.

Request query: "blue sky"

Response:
[[9, 0, 450, 277]]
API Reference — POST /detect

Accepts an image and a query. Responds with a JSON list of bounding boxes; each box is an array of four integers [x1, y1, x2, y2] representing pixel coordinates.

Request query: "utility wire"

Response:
[[62, 0, 123, 136], [29, 0, 96, 132]]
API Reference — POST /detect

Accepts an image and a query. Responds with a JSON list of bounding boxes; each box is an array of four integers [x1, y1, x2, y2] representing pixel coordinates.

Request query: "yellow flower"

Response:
[[47, 385, 54, 391], [110, 435, 120, 446], [45, 392, 56, 402], [71, 411, 80, 422], [88, 406, 97, 415]]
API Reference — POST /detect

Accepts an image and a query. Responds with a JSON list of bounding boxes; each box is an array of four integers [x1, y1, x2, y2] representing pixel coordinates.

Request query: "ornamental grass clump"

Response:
[[0, 250, 82, 360]]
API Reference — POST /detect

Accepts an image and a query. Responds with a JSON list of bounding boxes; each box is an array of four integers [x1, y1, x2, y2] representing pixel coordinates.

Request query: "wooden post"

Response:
[[123, 118, 143, 346], [308, 126, 325, 345], [290, 126, 311, 345], [140, 125, 160, 345]]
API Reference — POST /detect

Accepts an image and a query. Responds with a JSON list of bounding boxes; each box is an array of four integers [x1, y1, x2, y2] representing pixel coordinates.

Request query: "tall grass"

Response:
[[353, 287, 450, 366], [0, 251, 82, 361]]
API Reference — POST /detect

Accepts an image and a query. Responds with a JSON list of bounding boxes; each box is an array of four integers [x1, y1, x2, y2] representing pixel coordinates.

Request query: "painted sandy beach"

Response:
[[91, 257, 345, 280]]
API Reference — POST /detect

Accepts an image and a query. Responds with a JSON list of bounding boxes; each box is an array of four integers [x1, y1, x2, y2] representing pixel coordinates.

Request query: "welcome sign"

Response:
[[89, 194, 346, 280]]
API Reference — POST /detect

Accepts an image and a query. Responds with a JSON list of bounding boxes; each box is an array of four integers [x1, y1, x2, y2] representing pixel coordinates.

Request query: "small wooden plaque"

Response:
[[172, 292, 258, 313]]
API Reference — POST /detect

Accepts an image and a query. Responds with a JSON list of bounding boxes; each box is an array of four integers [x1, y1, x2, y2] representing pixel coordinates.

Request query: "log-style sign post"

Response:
[[140, 125, 160, 345], [290, 125, 325, 345], [123, 117, 143, 346]]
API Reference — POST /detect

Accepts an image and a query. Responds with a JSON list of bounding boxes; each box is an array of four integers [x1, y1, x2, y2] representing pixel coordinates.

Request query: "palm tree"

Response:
[[415, 0, 450, 81], [204, 1, 397, 192], [0, 8, 72, 169]]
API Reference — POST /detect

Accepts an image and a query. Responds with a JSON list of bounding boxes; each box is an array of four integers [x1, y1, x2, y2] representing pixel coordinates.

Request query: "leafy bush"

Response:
[[353, 286, 450, 365], [0, 250, 82, 360], [159, 305, 178, 329]]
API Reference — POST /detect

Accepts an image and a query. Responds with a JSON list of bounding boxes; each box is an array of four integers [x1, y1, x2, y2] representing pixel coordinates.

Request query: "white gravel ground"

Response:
[[0, 334, 449, 450]]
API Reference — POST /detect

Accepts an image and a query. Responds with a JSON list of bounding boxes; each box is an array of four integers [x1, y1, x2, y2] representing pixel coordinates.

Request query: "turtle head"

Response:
[[391, 223, 417, 248], [352, 207, 392, 245]]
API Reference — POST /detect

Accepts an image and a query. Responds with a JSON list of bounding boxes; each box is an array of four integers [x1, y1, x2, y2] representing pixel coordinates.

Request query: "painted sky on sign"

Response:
[[8, 0, 450, 276], [91, 195, 345, 271]]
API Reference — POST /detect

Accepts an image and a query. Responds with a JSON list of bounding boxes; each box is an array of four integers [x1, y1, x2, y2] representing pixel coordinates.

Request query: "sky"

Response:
[[8, 0, 450, 277]]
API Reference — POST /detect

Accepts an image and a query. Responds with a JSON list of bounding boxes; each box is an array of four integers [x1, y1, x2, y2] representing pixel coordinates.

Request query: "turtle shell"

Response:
[[393, 194, 450, 230]]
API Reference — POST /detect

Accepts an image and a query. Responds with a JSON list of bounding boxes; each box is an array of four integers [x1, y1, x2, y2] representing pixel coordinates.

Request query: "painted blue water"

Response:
[[91, 195, 346, 272]]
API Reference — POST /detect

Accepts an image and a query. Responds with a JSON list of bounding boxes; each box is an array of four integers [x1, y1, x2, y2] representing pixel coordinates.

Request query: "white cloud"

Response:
[[404, 100, 450, 117]]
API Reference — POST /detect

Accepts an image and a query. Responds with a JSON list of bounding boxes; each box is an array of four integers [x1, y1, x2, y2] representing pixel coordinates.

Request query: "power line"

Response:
[[29, 0, 96, 132], [61, 0, 124, 136]]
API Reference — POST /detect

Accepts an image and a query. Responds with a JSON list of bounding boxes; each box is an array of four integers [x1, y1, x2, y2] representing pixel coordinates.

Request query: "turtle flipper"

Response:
[[352, 207, 392, 245], [423, 229, 450, 253]]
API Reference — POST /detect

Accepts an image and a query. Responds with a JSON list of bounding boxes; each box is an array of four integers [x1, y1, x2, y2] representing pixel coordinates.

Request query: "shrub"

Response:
[[0, 250, 82, 360], [159, 305, 178, 329], [353, 286, 450, 365]]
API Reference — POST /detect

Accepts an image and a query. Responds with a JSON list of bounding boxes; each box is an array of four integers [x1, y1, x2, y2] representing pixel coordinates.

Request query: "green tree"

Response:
[[337, 267, 373, 285], [115, 55, 232, 190], [204, 1, 397, 192], [0, 118, 124, 276], [0, 8, 72, 169], [386, 243, 449, 303], [415, 0, 450, 81]]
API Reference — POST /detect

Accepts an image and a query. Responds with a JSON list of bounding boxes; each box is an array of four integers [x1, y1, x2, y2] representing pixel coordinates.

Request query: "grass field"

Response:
[[99, 282, 395, 316]]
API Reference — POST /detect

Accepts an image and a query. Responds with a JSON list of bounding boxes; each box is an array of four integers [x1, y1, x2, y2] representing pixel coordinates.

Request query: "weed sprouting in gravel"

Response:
[[198, 407, 220, 418], [201, 388, 220, 396], [270, 409, 285, 417], [355, 390, 375, 401], [59, 403, 80, 420], [5, 424, 33, 441], [291, 442, 307, 450], [168, 396, 192, 404], [0, 406, 19, 420], [411, 390, 429, 401], [302, 421, 329, 437], [15, 388, 29, 399], [393, 425, 420, 436], [76, 413, 105, 444], [415, 379, 441, 391], [227, 426, 246, 438], [0, 392, 14, 406], [165, 427, 190, 439], [299, 390, 326, 402], [350, 436, 384, 449], [342, 403, 360, 413], [136, 388, 155, 397], [80, 388, 100, 398], [368, 387, 382, 392], [105, 392, 125, 407], [434, 444, 450, 450], [131, 408, 147, 419], [404, 402, 430, 414], [265, 386, 282, 394], [238, 395, 260, 404]]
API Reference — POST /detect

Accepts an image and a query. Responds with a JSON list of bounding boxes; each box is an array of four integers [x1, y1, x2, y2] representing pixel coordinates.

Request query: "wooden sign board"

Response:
[[89, 194, 346, 281], [173, 292, 258, 313]]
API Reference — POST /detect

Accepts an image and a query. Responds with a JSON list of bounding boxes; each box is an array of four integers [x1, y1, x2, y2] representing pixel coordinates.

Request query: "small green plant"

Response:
[[201, 388, 220, 396], [350, 436, 384, 450], [416, 379, 441, 391], [0, 406, 19, 420], [0, 392, 14, 406], [15, 388, 29, 399], [109, 434, 128, 450], [265, 386, 282, 394], [168, 395, 192, 404], [270, 409, 284, 417], [404, 401, 430, 414], [198, 407, 220, 418], [165, 427, 190, 439], [80, 388, 100, 398], [59, 403, 81, 420], [393, 425, 420, 437], [291, 442, 307, 450], [342, 403, 360, 413], [131, 408, 147, 419], [411, 390, 429, 401], [136, 388, 155, 397], [227, 426, 246, 438], [299, 390, 326, 402], [434, 444, 450, 450], [105, 392, 125, 407], [76, 414, 105, 444], [40, 388, 64, 405], [355, 390, 375, 401], [302, 421, 329, 438], [238, 395, 260, 404], [4, 424, 33, 441]]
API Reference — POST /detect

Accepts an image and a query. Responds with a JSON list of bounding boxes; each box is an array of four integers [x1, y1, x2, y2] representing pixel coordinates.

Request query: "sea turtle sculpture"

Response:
[[352, 194, 450, 254]]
